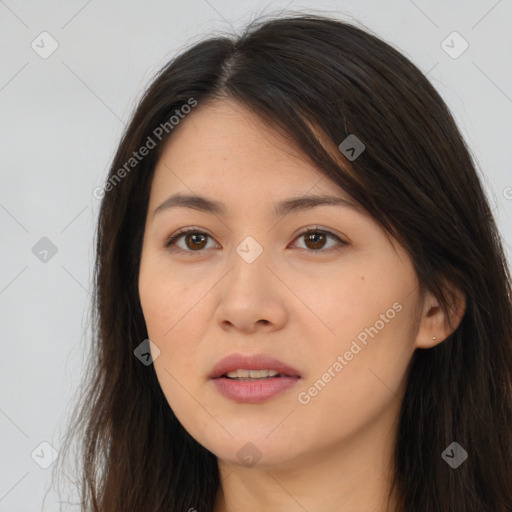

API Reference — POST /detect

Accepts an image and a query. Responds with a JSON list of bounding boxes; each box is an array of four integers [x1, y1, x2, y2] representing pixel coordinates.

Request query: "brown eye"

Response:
[[293, 229, 346, 252], [165, 229, 216, 252], [183, 232, 208, 250], [165, 227, 347, 254], [303, 232, 327, 250]]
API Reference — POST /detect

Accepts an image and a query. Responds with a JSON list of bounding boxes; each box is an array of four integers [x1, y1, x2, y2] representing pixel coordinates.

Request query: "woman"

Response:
[[58, 13, 512, 512]]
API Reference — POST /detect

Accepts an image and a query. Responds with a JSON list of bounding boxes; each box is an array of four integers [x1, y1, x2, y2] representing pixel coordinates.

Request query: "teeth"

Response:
[[225, 369, 280, 379]]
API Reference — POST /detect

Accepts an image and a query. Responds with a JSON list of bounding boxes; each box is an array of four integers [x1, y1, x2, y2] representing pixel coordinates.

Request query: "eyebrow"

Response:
[[152, 192, 363, 220]]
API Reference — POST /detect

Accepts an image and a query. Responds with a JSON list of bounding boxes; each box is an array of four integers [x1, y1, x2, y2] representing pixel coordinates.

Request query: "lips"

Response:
[[208, 353, 302, 380]]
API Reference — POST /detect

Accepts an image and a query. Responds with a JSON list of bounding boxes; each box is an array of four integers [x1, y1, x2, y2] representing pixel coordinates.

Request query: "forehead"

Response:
[[150, 99, 350, 204]]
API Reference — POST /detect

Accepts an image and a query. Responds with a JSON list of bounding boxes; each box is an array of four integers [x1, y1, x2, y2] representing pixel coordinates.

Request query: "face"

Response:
[[138, 98, 426, 470]]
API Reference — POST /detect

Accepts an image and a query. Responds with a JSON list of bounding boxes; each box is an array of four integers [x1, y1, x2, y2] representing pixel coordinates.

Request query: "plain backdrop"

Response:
[[1, 0, 511, 510]]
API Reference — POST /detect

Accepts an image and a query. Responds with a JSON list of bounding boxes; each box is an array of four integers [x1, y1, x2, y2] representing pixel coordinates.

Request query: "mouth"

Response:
[[209, 353, 302, 403], [220, 368, 298, 380], [208, 353, 302, 380]]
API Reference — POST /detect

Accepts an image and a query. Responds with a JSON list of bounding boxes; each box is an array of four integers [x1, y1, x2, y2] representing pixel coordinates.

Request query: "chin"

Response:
[[201, 434, 303, 470]]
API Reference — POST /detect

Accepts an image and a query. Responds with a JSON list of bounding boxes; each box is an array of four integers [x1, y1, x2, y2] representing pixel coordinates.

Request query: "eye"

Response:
[[164, 226, 348, 254], [290, 227, 348, 252], [165, 227, 218, 253]]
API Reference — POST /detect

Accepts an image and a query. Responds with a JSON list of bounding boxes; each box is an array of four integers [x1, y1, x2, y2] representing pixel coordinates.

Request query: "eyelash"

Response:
[[164, 226, 348, 255]]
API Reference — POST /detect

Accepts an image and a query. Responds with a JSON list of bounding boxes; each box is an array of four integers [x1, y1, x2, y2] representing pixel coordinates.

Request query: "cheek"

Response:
[[294, 265, 418, 422], [138, 261, 212, 395], [140, 277, 210, 427], [139, 256, 208, 341]]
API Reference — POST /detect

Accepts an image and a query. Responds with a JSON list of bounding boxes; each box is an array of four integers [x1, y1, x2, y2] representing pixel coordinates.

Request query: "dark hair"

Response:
[[56, 12, 512, 512]]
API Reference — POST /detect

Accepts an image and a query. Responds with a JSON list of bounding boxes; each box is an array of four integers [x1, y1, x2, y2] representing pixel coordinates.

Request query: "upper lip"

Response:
[[208, 353, 302, 379]]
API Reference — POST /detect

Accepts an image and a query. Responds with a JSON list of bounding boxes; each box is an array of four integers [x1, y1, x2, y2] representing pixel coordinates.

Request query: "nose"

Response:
[[214, 247, 288, 334]]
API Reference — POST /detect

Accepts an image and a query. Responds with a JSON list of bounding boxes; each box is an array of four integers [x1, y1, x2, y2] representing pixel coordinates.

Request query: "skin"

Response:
[[138, 98, 465, 512]]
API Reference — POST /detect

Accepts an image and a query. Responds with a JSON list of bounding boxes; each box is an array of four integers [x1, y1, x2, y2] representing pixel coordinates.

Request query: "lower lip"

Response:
[[211, 376, 301, 403]]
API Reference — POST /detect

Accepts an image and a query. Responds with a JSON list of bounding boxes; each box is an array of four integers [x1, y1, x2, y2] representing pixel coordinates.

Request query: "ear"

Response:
[[415, 281, 466, 349]]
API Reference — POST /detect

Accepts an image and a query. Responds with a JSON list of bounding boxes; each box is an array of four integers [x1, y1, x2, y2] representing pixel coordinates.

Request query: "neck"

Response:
[[213, 408, 400, 512]]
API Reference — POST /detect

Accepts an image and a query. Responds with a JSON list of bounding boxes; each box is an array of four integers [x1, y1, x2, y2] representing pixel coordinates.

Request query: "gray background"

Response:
[[1, 0, 511, 510]]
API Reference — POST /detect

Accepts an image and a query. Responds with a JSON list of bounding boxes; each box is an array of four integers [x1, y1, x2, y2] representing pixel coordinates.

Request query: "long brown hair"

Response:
[[55, 13, 512, 511]]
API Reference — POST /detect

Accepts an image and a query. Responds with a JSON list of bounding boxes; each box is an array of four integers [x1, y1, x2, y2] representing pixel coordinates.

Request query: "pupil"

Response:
[[187, 233, 207, 250], [306, 232, 325, 250]]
